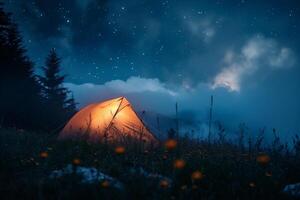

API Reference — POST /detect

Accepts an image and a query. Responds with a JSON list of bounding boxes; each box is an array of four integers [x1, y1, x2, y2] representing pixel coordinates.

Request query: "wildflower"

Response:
[[174, 159, 186, 169], [73, 158, 81, 165], [159, 179, 169, 188], [39, 151, 48, 158], [249, 182, 256, 188], [165, 139, 177, 150], [162, 155, 168, 160], [191, 170, 204, 180], [101, 180, 110, 188], [115, 146, 125, 154], [256, 153, 270, 165], [265, 171, 272, 177]]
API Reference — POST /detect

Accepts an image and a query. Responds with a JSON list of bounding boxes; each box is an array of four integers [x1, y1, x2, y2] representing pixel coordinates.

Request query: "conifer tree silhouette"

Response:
[[0, 3, 43, 129], [39, 49, 76, 129]]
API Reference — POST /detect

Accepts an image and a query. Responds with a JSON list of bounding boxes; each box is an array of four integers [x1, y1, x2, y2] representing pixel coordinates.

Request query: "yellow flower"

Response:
[[159, 180, 169, 188], [165, 139, 177, 150], [173, 159, 186, 169], [101, 180, 110, 188], [256, 153, 270, 165], [73, 158, 81, 165], [115, 146, 126, 154], [191, 170, 204, 180], [39, 151, 48, 158]]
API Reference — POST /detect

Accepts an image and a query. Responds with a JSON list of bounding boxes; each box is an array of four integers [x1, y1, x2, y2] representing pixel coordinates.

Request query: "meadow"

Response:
[[1, 128, 300, 200]]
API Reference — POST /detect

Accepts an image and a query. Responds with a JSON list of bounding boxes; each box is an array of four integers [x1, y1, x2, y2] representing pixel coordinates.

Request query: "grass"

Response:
[[0, 128, 300, 200]]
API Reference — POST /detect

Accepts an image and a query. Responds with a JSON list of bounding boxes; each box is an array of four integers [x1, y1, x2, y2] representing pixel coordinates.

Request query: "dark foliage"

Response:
[[0, 4, 44, 130], [39, 49, 76, 129], [0, 128, 300, 200], [0, 4, 76, 131]]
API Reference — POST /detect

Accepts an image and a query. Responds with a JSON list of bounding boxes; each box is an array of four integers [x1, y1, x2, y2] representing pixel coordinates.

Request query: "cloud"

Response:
[[211, 36, 295, 92], [103, 76, 176, 95], [268, 48, 295, 69], [211, 65, 242, 92], [65, 76, 177, 107], [65, 74, 300, 140], [186, 18, 215, 43]]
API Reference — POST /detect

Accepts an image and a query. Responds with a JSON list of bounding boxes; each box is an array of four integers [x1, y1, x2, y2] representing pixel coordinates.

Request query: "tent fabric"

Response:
[[59, 97, 157, 144]]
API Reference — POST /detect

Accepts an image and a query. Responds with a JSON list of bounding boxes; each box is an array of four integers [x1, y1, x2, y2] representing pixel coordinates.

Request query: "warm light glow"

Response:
[[164, 139, 177, 150], [256, 153, 270, 165], [159, 180, 169, 188], [39, 151, 48, 158], [101, 180, 110, 188], [191, 170, 204, 180], [60, 97, 157, 144], [115, 146, 126, 154], [73, 158, 81, 165], [174, 159, 186, 169]]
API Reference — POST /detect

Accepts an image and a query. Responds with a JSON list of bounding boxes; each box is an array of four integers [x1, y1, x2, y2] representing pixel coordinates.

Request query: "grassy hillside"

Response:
[[0, 128, 300, 200]]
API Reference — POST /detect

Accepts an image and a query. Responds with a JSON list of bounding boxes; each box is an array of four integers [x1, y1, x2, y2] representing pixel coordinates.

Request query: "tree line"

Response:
[[0, 3, 76, 131]]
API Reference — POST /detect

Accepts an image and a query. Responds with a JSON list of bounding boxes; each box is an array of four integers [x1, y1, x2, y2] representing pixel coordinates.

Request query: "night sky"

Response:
[[4, 0, 300, 139]]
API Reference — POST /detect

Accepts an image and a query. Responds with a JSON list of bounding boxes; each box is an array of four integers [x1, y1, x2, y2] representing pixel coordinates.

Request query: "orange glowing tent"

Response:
[[59, 97, 157, 144]]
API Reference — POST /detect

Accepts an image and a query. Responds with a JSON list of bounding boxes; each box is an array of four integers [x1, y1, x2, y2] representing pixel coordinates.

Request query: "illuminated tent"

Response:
[[59, 97, 157, 144]]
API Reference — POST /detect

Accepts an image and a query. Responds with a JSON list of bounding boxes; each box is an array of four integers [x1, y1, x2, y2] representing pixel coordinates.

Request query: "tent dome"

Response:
[[59, 97, 157, 144]]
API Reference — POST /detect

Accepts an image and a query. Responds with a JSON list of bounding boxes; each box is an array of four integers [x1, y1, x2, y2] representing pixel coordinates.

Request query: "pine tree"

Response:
[[40, 49, 76, 129], [65, 93, 77, 117], [0, 3, 43, 129]]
